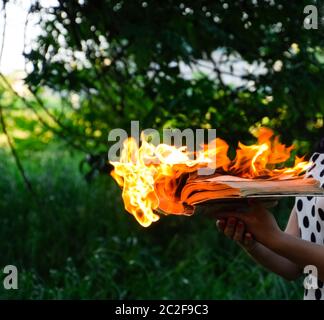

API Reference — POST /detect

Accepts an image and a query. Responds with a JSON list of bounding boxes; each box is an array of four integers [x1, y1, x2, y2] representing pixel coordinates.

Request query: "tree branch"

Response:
[[0, 102, 36, 197], [0, 72, 90, 153]]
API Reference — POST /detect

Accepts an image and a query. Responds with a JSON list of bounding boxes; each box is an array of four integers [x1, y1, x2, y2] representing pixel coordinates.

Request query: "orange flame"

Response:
[[110, 127, 311, 227]]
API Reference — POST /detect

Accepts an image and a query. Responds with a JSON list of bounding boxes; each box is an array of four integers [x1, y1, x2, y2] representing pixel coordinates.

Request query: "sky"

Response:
[[0, 0, 265, 87], [0, 0, 58, 75]]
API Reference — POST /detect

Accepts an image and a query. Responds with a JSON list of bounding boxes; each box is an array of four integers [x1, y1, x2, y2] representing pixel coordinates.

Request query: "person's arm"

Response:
[[265, 228, 324, 282], [246, 208, 302, 280], [215, 201, 324, 281], [217, 208, 301, 281]]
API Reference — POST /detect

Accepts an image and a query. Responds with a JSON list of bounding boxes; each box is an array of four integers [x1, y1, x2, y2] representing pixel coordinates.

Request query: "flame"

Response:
[[110, 127, 311, 227]]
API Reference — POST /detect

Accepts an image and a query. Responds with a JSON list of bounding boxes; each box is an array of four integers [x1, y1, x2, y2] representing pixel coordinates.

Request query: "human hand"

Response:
[[214, 200, 281, 248], [216, 217, 257, 252]]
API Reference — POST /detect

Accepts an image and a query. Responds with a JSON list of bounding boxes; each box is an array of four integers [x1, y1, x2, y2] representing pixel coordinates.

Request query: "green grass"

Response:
[[0, 148, 303, 299]]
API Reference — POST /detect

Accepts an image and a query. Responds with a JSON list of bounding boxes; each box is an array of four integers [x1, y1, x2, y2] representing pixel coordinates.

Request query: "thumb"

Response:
[[247, 199, 267, 211], [214, 211, 242, 220]]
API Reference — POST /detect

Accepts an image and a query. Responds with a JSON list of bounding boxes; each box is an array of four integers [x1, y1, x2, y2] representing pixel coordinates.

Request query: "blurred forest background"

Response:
[[0, 0, 323, 299]]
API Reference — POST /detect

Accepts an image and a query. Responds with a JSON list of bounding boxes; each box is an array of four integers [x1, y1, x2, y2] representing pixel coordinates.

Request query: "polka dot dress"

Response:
[[295, 152, 324, 300]]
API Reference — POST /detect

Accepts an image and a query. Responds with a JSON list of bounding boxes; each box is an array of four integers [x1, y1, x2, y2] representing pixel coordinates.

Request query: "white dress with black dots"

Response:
[[295, 152, 324, 300]]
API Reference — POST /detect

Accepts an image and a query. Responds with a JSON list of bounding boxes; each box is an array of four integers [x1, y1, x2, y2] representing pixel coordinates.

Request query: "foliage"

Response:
[[20, 0, 324, 152], [0, 150, 302, 299], [0, 0, 323, 300]]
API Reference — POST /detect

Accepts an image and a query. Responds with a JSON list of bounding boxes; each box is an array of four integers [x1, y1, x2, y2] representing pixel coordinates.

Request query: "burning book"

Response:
[[110, 127, 324, 227], [156, 174, 322, 216]]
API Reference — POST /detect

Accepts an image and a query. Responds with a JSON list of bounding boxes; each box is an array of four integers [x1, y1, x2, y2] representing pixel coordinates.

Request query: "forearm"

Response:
[[244, 242, 301, 281], [266, 231, 324, 281]]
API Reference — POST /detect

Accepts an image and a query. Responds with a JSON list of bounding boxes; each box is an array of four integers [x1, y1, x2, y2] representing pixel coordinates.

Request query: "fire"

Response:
[[110, 127, 311, 227]]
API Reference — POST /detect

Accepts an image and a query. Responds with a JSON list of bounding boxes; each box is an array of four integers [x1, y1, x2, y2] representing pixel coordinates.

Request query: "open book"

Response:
[[155, 174, 324, 215]]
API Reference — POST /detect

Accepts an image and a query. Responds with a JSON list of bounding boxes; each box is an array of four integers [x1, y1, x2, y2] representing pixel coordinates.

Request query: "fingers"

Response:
[[216, 217, 242, 239], [233, 220, 245, 242], [223, 217, 237, 238], [216, 218, 255, 250], [216, 218, 226, 231], [243, 232, 255, 248]]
